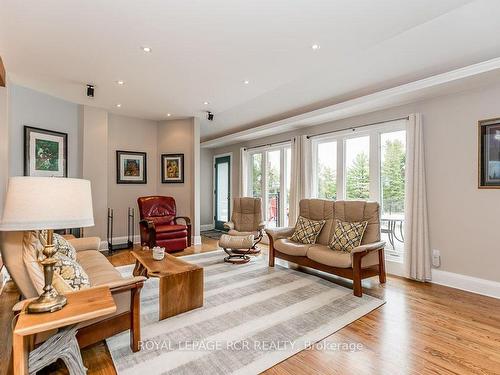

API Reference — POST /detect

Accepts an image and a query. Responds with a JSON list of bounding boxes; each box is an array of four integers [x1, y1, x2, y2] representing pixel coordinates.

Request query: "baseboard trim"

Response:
[[431, 269, 500, 299], [192, 235, 202, 245], [200, 224, 215, 231]]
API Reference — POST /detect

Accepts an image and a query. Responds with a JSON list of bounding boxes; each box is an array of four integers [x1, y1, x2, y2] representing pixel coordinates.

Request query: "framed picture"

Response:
[[116, 150, 147, 184], [479, 118, 500, 188], [161, 153, 184, 183], [24, 126, 68, 177]]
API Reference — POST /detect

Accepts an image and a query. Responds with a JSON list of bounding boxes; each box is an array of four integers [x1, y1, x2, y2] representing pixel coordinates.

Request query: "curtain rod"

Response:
[[306, 116, 409, 139], [243, 139, 292, 151]]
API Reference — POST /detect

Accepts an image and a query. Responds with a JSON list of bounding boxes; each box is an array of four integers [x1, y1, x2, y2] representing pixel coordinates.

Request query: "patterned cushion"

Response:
[[329, 220, 368, 253], [53, 253, 91, 291], [289, 216, 326, 244], [53, 233, 77, 260]]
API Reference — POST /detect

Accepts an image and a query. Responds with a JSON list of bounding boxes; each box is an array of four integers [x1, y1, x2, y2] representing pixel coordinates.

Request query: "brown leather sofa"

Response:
[[0, 232, 145, 351], [137, 196, 191, 252], [266, 199, 386, 297]]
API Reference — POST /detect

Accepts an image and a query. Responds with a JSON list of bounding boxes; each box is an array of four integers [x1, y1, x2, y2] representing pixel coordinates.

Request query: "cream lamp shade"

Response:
[[0, 177, 94, 230]]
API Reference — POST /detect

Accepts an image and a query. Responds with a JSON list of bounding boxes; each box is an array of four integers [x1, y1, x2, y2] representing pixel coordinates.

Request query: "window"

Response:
[[247, 144, 291, 228], [311, 120, 407, 259]]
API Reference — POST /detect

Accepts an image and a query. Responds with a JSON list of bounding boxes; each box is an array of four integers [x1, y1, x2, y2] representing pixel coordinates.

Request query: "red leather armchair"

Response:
[[137, 196, 191, 252]]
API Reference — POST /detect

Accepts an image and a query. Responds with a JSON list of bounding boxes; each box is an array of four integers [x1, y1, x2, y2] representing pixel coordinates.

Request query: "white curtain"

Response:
[[288, 135, 312, 225], [239, 147, 248, 197], [404, 113, 431, 281]]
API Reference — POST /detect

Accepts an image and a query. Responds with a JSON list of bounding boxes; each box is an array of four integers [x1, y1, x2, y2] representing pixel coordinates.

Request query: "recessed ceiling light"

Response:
[[141, 46, 152, 53], [243, 80, 250, 85], [203, 101, 209, 105], [167, 113, 171, 117], [116, 104, 122, 108], [116, 80, 125, 85], [311, 43, 321, 50]]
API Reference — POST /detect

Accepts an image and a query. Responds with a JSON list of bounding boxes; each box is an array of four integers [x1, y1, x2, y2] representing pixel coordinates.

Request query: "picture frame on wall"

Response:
[[24, 126, 68, 177], [478, 118, 500, 188], [116, 150, 147, 184], [161, 153, 184, 183]]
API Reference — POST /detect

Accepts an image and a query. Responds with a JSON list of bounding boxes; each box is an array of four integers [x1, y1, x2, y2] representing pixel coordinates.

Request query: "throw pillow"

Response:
[[52, 233, 77, 260], [289, 216, 326, 244], [53, 253, 91, 291], [329, 219, 368, 253]]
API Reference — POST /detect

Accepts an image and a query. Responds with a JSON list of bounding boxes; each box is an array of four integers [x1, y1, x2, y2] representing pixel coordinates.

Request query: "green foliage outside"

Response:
[[317, 165, 337, 199], [346, 152, 370, 200], [381, 139, 405, 214]]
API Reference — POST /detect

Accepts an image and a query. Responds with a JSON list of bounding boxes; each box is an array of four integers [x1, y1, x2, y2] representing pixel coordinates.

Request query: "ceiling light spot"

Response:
[[116, 80, 125, 85], [311, 43, 321, 50], [116, 104, 122, 108], [141, 46, 152, 53], [203, 101, 209, 105], [167, 113, 171, 117], [243, 80, 250, 85]]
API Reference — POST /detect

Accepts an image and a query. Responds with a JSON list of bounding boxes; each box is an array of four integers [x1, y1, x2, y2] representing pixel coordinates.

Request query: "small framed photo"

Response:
[[161, 154, 184, 183], [479, 118, 500, 188], [24, 126, 68, 177], [116, 150, 147, 184]]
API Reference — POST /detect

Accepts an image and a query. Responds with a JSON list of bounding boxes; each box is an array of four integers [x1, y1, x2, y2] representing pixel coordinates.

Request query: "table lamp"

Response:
[[0, 177, 94, 313]]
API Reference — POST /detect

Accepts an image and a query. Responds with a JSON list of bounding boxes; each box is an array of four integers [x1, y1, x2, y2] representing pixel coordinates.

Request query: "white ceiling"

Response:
[[1, 0, 500, 142]]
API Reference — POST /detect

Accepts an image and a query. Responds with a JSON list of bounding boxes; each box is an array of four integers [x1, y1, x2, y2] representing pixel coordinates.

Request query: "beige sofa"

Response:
[[0, 232, 145, 352], [266, 199, 386, 297]]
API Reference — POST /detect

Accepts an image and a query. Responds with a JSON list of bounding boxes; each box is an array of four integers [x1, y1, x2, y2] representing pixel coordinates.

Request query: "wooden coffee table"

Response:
[[131, 250, 203, 320]]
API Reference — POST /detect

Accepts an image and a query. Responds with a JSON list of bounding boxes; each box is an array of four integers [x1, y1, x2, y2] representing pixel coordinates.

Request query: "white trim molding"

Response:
[[431, 269, 500, 300], [192, 235, 202, 245]]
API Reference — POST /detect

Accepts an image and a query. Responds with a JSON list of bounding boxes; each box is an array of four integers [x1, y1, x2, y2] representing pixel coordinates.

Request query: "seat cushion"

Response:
[[156, 229, 188, 240], [306, 244, 352, 268], [274, 239, 312, 257], [156, 224, 187, 233], [228, 229, 260, 237], [76, 250, 123, 287]]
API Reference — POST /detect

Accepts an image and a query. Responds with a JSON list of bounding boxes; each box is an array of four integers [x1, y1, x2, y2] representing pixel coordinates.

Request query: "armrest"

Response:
[[223, 221, 235, 230], [265, 227, 295, 241], [105, 276, 147, 292], [68, 237, 101, 252], [174, 216, 191, 226], [257, 221, 265, 230], [351, 241, 386, 254]]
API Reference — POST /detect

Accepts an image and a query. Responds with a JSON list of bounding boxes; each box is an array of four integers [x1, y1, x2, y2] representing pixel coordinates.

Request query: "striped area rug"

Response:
[[107, 250, 384, 375]]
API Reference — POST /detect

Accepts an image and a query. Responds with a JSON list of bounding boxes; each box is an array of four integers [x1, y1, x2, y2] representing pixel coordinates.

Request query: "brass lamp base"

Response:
[[27, 293, 67, 314]]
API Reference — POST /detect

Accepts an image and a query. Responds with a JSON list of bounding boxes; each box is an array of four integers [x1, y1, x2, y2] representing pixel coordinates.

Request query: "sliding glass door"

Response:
[[248, 144, 291, 228], [214, 155, 231, 231]]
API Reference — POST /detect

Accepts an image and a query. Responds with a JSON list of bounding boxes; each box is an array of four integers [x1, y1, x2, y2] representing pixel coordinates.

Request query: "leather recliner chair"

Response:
[[137, 196, 191, 252]]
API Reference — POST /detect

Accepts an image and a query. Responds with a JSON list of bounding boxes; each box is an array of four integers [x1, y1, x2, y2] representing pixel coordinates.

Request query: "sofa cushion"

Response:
[[274, 238, 312, 257], [329, 219, 368, 253], [289, 216, 326, 244], [53, 233, 77, 260], [76, 250, 123, 286], [156, 229, 188, 240], [307, 244, 352, 268], [156, 224, 187, 233]]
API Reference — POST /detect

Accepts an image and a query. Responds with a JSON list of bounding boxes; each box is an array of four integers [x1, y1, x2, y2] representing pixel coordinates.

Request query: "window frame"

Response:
[[246, 142, 291, 227]]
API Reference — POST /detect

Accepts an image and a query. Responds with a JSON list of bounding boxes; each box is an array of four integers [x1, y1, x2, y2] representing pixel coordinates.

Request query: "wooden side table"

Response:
[[13, 286, 116, 375], [131, 250, 203, 320]]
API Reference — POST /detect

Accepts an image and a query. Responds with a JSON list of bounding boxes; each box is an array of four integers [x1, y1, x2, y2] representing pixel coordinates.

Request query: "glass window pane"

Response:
[[216, 161, 229, 222], [266, 150, 281, 228], [345, 136, 370, 200], [285, 147, 291, 226], [380, 130, 406, 255], [316, 141, 337, 199], [249, 153, 262, 198]]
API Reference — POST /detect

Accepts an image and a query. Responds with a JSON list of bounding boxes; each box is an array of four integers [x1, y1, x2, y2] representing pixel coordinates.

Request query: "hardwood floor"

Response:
[[1, 237, 500, 375]]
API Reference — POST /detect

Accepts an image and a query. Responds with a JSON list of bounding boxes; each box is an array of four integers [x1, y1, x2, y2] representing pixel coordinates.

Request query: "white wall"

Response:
[[8, 84, 81, 177], [204, 82, 500, 283]]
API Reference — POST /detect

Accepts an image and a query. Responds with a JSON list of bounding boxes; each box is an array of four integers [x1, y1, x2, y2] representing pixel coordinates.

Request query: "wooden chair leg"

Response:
[[378, 248, 387, 284], [268, 237, 275, 267], [352, 253, 363, 297], [130, 285, 142, 352]]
